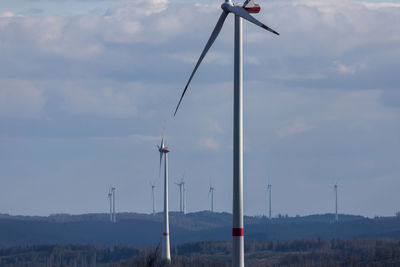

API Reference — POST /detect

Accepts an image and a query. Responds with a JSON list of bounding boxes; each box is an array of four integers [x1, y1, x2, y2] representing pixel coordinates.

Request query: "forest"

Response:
[[2, 212, 400, 248], [1, 238, 400, 266]]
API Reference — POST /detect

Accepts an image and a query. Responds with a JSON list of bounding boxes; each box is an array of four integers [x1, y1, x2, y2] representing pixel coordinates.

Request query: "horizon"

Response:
[[0, 209, 385, 220]]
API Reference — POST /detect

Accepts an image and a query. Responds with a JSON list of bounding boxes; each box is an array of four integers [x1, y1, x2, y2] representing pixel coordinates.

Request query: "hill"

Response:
[[1, 211, 400, 248]]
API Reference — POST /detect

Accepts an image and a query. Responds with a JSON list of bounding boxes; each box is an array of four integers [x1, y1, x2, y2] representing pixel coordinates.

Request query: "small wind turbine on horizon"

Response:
[[111, 187, 116, 223], [334, 183, 338, 223], [183, 179, 187, 215], [209, 181, 215, 213], [267, 182, 272, 220], [173, 0, 279, 265], [175, 174, 185, 213], [157, 136, 171, 262], [107, 187, 116, 223], [107, 188, 113, 222], [150, 181, 157, 216]]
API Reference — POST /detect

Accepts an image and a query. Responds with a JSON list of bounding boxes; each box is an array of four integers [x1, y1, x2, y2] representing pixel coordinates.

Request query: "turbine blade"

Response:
[[174, 11, 229, 116], [226, 5, 279, 35]]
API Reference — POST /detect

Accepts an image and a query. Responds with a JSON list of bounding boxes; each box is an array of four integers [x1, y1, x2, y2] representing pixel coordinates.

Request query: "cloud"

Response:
[[276, 119, 314, 138], [59, 83, 142, 118], [0, 80, 45, 118], [105, 0, 168, 17], [198, 137, 220, 150], [361, 2, 400, 9], [333, 60, 356, 75], [0, 11, 16, 18]]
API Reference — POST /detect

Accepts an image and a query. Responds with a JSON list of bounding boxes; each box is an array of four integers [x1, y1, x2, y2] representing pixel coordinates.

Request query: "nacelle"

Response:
[[243, 0, 260, 13], [244, 4, 260, 13]]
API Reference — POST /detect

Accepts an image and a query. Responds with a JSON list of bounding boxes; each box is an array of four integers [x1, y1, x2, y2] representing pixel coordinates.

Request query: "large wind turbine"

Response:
[[157, 137, 171, 262], [173, 0, 278, 265]]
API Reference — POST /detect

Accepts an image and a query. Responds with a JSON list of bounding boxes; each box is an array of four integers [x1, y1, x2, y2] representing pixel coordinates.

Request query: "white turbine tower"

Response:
[[175, 177, 184, 213], [157, 137, 171, 262], [334, 183, 338, 223], [209, 183, 215, 212], [108, 188, 113, 222], [267, 183, 272, 220], [183, 180, 187, 215], [173, 0, 278, 265], [151, 181, 157, 216], [111, 187, 116, 223]]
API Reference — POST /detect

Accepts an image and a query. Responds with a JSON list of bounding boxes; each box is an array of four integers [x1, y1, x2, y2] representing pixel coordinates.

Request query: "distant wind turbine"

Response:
[[111, 187, 116, 223], [267, 183, 272, 220], [157, 136, 171, 262], [151, 181, 157, 216], [183, 179, 187, 215], [173, 0, 279, 265], [209, 182, 215, 212], [175, 176, 185, 213], [108, 188, 113, 222], [334, 183, 338, 223]]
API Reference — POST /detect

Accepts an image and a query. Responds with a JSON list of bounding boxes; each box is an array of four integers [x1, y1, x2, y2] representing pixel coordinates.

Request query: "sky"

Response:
[[0, 0, 399, 218]]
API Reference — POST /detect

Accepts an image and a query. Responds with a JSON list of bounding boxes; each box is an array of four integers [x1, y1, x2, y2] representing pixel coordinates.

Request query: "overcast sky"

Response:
[[0, 0, 399, 218]]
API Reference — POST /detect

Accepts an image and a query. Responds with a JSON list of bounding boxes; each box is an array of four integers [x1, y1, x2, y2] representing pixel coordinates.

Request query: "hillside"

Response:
[[1, 212, 399, 248]]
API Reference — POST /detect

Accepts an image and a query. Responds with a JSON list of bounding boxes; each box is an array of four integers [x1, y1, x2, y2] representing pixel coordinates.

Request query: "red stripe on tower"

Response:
[[232, 228, 244, 236], [163, 232, 169, 236]]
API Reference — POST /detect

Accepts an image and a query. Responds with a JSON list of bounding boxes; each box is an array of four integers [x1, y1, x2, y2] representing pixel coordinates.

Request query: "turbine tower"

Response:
[[334, 183, 338, 223], [108, 188, 113, 222], [267, 183, 272, 220], [175, 178, 184, 213], [151, 181, 157, 216], [209, 183, 215, 212], [157, 137, 171, 262], [183, 180, 187, 215], [111, 187, 116, 223], [173, 0, 278, 265]]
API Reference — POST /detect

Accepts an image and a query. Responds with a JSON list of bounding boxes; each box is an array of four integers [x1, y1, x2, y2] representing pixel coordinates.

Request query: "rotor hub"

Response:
[[160, 148, 169, 153]]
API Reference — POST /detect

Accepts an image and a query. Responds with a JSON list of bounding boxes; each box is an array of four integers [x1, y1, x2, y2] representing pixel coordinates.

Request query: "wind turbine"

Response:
[[108, 188, 113, 222], [334, 183, 338, 223], [209, 182, 215, 212], [111, 187, 116, 223], [173, 0, 278, 265], [183, 179, 187, 215], [151, 181, 157, 216], [267, 183, 271, 220], [175, 176, 185, 213], [157, 137, 171, 262]]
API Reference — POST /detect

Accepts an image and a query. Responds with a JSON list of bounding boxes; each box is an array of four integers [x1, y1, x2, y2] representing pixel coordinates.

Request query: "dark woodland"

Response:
[[2, 212, 400, 266], [2, 239, 400, 266]]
